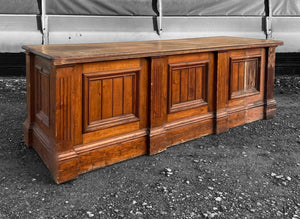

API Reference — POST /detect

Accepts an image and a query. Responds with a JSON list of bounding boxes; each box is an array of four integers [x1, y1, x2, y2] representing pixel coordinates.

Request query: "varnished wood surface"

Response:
[[23, 36, 282, 183], [23, 36, 283, 65]]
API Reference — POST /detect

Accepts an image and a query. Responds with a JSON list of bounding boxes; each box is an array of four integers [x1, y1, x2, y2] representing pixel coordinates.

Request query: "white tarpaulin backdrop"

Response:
[[44, 0, 264, 16], [0, 0, 300, 16], [0, 0, 300, 52]]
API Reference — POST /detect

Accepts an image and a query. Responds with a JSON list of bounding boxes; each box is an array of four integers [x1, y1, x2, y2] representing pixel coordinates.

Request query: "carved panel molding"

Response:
[[229, 55, 261, 100], [35, 64, 50, 127], [168, 60, 209, 113], [83, 68, 140, 133]]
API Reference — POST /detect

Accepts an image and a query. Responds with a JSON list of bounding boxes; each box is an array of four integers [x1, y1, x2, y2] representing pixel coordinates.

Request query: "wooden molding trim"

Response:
[[165, 112, 213, 131], [74, 129, 147, 155], [32, 123, 51, 153], [168, 60, 209, 113], [83, 67, 141, 133], [229, 54, 261, 100], [85, 114, 139, 133]]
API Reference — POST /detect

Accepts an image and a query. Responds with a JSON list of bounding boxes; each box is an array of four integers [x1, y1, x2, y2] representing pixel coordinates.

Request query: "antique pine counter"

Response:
[[23, 36, 283, 183]]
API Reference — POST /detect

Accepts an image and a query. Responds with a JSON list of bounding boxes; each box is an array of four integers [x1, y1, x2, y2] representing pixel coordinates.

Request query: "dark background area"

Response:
[[0, 52, 299, 77]]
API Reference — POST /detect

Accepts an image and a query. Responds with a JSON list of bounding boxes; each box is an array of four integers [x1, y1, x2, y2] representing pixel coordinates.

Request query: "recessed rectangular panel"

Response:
[[113, 77, 124, 117], [83, 68, 140, 133], [101, 79, 113, 119], [168, 60, 209, 113], [230, 55, 261, 100], [231, 62, 239, 93], [35, 65, 50, 127], [41, 74, 49, 116], [188, 68, 196, 101], [171, 70, 180, 105], [180, 69, 188, 103], [246, 60, 258, 90], [238, 62, 244, 91], [88, 80, 101, 122], [123, 75, 134, 115], [195, 67, 203, 100]]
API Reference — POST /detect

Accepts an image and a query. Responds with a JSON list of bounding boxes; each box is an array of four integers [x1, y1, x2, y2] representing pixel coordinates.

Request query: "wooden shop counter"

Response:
[[23, 36, 283, 183]]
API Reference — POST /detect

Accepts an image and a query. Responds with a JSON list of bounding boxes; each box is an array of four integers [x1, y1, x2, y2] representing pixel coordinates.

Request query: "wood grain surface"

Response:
[[23, 36, 283, 183], [23, 36, 283, 65]]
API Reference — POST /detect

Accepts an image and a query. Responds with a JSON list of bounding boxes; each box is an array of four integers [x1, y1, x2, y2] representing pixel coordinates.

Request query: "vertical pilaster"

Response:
[[23, 52, 35, 147], [148, 57, 168, 155], [55, 65, 82, 151], [264, 47, 277, 119], [71, 65, 83, 146], [214, 52, 229, 134], [54, 64, 82, 183]]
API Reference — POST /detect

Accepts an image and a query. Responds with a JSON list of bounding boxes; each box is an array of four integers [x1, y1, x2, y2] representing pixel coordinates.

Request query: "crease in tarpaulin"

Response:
[[162, 0, 265, 16], [45, 0, 265, 16], [0, 0, 40, 14], [272, 0, 300, 16], [45, 0, 155, 16]]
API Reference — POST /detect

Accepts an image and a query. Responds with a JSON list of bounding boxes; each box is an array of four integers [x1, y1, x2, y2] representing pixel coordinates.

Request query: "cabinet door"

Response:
[[167, 53, 215, 122], [218, 48, 265, 127], [82, 58, 148, 144]]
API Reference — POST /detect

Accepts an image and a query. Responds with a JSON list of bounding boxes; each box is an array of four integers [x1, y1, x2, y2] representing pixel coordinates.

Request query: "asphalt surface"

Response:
[[0, 75, 299, 219]]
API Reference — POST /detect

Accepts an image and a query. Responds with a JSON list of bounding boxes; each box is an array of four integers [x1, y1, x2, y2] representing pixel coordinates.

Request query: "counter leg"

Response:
[[148, 57, 168, 155], [23, 52, 35, 147], [214, 52, 229, 134], [264, 47, 277, 119]]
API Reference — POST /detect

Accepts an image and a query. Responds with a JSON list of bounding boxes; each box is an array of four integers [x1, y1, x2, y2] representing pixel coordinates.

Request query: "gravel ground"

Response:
[[0, 75, 299, 219]]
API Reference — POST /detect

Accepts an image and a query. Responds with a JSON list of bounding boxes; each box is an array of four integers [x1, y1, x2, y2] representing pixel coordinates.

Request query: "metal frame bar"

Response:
[[24, 0, 281, 44], [266, 0, 273, 39], [158, 0, 163, 35], [41, 0, 49, 44]]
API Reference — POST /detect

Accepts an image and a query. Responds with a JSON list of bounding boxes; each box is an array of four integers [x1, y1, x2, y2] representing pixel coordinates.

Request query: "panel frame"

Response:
[[229, 54, 261, 100], [34, 58, 51, 129], [83, 67, 141, 133], [168, 60, 209, 114]]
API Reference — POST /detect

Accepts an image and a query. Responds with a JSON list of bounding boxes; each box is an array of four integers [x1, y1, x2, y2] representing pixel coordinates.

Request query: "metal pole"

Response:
[[41, 0, 49, 44], [266, 0, 272, 39], [158, 0, 163, 35]]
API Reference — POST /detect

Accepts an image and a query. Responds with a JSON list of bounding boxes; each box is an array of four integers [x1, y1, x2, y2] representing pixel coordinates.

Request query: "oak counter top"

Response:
[[23, 36, 283, 66]]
